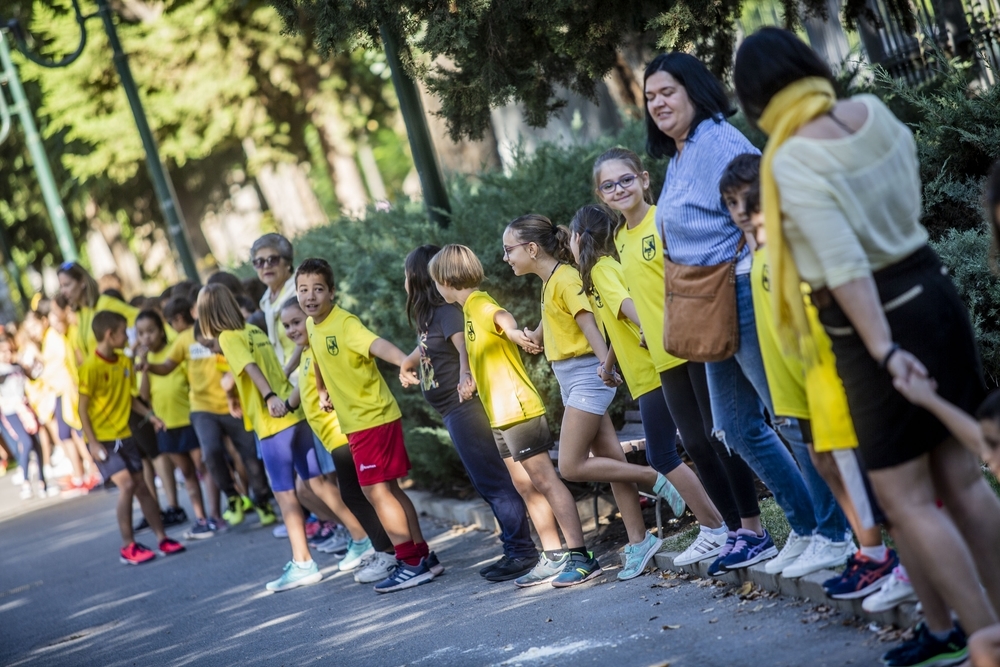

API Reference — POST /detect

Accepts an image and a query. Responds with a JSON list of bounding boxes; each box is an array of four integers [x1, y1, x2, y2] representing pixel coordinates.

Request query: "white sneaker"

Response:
[[19, 484, 32, 500], [764, 531, 811, 574], [673, 528, 728, 566], [781, 534, 852, 579], [317, 527, 350, 554], [272, 524, 288, 539], [862, 566, 918, 612], [354, 551, 398, 584], [11, 468, 24, 485]]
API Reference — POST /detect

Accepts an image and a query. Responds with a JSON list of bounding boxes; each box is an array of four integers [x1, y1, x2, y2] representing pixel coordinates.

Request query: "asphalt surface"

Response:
[[0, 482, 891, 666]]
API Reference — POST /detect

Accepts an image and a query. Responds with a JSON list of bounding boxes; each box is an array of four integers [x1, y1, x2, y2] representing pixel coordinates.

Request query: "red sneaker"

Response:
[[120, 542, 156, 565], [158, 538, 186, 556], [305, 519, 321, 539]]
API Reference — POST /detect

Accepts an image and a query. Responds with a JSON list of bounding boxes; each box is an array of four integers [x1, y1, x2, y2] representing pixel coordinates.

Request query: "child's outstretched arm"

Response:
[[399, 345, 420, 388], [242, 362, 288, 418], [449, 333, 476, 401], [78, 395, 105, 462], [314, 360, 333, 412], [894, 374, 987, 458], [495, 310, 542, 354], [370, 338, 409, 368]]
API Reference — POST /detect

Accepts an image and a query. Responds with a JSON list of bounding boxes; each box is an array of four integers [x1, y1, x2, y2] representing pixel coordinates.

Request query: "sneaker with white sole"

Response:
[[373, 558, 434, 593], [354, 551, 397, 584], [515, 553, 569, 588], [781, 534, 853, 579], [764, 531, 812, 575], [339, 538, 375, 572], [272, 524, 288, 539], [265, 560, 323, 592], [862, 565, 918, 613], [619, 532, 663, 580], [317, 526, 350, 554], [673, 528, 728, 567]]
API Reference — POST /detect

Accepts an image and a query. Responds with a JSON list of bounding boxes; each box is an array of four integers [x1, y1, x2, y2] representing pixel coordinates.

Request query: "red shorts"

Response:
[[347, 419, 410, 486]]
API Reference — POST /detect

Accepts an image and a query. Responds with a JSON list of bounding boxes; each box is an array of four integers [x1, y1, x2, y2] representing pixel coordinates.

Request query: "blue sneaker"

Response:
[[551, 551, 602, 587], [183, 519, 215, 540], [619, 532, 663, 581], [652, 473, 686, 518], [823, 550, 898, 600], [718, 529, 778, 570], [265, 560, 323, 592], [373, 558, 434, 593], [426, 551, 444, 577], [339, 538, 375, 572], [882, 621, 967, 666], [706, 531, 738, 576]]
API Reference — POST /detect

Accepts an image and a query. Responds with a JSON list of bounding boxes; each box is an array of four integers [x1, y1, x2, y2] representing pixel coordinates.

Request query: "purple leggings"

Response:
[[259, 420, 321, 492]]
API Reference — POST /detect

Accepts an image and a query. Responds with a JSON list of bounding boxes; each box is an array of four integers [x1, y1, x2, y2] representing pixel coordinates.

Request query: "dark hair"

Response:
[[569, 205, 619, 295], [163, 297, 194, 325], [986, 160, 1000, 275], [186, 283, 202, 305], [103, 288, 125, 302], [734, 27, 835, 124], [280, 296, 302, 313], [976, 389, 1000, 423], [644, 52, 735, 159], [54, 293, 70, 309], [405, 245, 445, 332], [136, 309, 167, 341], [235, 294, 258, 314], [719, 153, 761, 196], [57, 261, 99, 309], [207, 272, 247, 297], [506, 214, 574, 264], [161, 280, 197, 302], [92, 310, 127, 341], [295, 258, 336, 292], [241, 276, 267, 304]]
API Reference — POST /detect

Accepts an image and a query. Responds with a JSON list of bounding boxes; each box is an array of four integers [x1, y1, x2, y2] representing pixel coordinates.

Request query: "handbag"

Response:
[[663, 237, 746, 362]]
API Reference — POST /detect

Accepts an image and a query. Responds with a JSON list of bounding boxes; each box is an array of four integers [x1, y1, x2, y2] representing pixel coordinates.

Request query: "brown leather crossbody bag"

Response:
[[662, 237, 746, 363]]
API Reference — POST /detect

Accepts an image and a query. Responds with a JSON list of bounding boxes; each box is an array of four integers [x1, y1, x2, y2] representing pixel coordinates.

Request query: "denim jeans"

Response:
[[442, 400, 536, 559], [705, 273, 819, 537]]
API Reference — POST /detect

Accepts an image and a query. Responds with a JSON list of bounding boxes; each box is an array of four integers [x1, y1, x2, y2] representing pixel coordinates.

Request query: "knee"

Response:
[[557, 459, 584, 483], [970, 626, 1000, 667]]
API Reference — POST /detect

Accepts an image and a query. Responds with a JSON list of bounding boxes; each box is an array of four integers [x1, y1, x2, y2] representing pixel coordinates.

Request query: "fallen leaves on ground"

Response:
[[661, 624, 682, 631]]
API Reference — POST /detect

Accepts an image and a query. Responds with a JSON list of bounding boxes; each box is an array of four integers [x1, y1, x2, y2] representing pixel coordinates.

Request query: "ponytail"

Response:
[[569, 205, 619, 296], [507, 214, 574, 265]]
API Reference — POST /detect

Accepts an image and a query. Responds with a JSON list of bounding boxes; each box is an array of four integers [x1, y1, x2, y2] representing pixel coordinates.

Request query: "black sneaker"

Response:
[[485, 554, 539, 582], [882, 621, 967, 666], [134, 516, 152, 533], [480, 555, 509, 577], [163, 507, 188, 527]]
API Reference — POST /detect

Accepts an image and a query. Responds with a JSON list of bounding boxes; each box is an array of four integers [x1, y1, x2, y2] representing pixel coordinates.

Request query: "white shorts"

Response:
[[551, 355, 616, 416]]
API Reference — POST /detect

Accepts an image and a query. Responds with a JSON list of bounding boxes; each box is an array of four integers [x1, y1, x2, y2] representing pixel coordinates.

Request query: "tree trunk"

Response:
[[604, 51, 645, 119], [243, 138, 327, 237]]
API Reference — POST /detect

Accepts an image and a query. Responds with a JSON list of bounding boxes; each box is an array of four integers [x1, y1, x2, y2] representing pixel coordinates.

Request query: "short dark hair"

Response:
[[720, 154, 761, 196], [976, 390, 1000, 423], [644, 52, 735, 159], [235, 294, 258, 314], [163, 297, 194, 325], [734, 27, 835, 124], [207, 271, 247, 297], [92, 311, 127, 341], [295, 258, 335, 291]]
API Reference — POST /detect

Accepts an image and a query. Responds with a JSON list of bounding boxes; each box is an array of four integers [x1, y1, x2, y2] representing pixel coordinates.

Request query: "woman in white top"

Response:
[[735, 26, 1000, 653], [251, 234, 299, 370]]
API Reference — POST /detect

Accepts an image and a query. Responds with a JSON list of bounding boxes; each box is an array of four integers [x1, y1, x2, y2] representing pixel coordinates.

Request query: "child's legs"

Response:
[[3, 414, 34, 473], [518, 452, 584, 548], [274, 490, 311, 562], [303, 474, 366, 540], [154, 455, 178, 508], [260, 427, 313, 561], [557, 408, 657, 488], [36, 422, 51, 468], [47, 419, 83, 479], [331, 444, 392, 552], [296, 477, 336, 522], [810, 447, 883, 547], [870, 449, 997, 633], [931, 437, 1000, 615], [361, 481, 413, 546], [223, 436, 249, 497], [219, 416, 271, 502], [168, 452, 205, 520], [132, 468, 168, 542], [110, 468, 138, 546], [588, 422, 646, 544], [189, 413, 237, 499], [778, 417, 847, 541], [504, 456, 562, 551]]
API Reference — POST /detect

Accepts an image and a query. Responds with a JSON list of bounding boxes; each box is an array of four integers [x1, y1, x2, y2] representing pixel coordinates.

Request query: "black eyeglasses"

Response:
[[598, 174, 638, 194], [252, 255, 284, 269]]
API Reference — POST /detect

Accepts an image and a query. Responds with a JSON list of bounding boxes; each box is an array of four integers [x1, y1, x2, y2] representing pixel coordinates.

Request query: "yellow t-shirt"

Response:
[[541, 264, 593, 361], [218, 324, 303, 439], [590, 256, 661, 398], [78, 351, 135, 442], [77, 295, 140, 358], [750, 248, 810, 419], [146, 346, 191, 429], [299, 347, 349, 451], [615, 205, 686, 373], [167, 327, 230, 415], [305, 306, 402, 435], [464, 290, 547, 429], [41, 328, 74, 397], [62, 326, 82, 429]]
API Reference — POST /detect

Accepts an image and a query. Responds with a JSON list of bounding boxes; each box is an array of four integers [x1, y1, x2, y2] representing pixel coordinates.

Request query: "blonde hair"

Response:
[[428, 245, 484, 290], [197, 284, 245, 339]]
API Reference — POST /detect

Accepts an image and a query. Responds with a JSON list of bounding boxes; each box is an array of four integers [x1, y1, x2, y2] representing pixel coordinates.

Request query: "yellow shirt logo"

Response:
[[326, 336, 339, 356], [642, 235, 656, 260], [593, 288, 604, 309], [466, 320, 476, 342]]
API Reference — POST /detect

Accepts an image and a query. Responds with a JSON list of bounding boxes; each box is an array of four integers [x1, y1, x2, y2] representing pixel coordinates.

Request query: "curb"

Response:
[[652, 550, 919, 629]]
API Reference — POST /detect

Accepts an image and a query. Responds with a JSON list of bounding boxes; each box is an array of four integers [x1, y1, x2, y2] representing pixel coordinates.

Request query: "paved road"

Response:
[[1, 484, 890, 666]]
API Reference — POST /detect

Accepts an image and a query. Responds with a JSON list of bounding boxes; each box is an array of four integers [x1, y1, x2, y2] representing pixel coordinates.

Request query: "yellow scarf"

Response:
[[759, 77, 856, 452]]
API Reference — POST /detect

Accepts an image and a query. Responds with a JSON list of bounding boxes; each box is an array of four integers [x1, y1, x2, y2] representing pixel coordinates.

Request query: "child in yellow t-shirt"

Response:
[[135, 310, 212, 540], [428, 244, 587, 589], [49, 294, 96, 488], [297, 258, 442, 594], [78, 311, 185, 565], [280, 297, 388, 575], [721, 155, 893, 592], [197, 284, 325, 593]]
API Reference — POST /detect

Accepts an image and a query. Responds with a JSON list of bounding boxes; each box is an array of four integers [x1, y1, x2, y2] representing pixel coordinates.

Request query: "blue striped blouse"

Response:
[[655, 118, 759, 273]]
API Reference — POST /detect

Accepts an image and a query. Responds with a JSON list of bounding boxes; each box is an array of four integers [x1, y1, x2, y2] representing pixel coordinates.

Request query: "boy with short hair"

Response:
[[79, 311, 185, 564], [296, 258, 442, 593]]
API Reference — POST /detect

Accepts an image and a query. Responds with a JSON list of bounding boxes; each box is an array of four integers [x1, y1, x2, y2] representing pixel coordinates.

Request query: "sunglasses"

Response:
[[252, 255, 285, 269]]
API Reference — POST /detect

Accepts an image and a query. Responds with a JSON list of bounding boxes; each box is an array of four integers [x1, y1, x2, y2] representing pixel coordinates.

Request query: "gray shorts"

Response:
[[551, 355, 616, 415], [493, 415, 554, 462]]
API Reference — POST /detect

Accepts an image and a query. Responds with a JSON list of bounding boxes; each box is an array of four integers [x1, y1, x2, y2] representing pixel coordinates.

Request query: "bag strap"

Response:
[[732, 235, 747, 263]]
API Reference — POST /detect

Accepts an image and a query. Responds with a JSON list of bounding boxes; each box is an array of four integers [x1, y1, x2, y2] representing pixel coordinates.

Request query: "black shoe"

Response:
[[134, 516, 151, 533], [480, 555, 509, 577], [163, 507, 188, 527], [485, 554, 540, 582]]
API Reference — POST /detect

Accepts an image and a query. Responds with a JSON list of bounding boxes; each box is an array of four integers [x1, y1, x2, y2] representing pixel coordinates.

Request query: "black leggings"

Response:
[[330, 444, 393, 553], [660, 363, 760, 530]]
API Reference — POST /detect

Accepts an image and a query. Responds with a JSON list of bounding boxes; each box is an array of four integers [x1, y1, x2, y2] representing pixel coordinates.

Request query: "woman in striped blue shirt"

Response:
[[643, 52, 850, 575]]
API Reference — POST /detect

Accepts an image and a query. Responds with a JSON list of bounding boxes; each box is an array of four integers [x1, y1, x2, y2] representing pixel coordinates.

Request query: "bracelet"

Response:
[[879, 343, 901, 370], [284, 398, 297, 412], [263, 391, 277, 402]]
